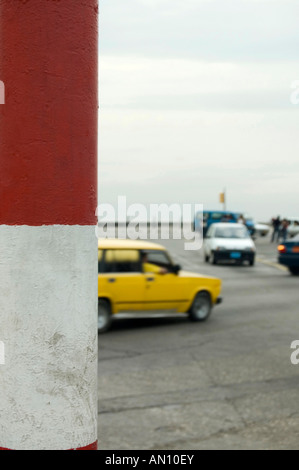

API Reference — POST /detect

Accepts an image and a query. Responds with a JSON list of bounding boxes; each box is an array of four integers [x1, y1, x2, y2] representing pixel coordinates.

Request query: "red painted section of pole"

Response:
[[0, 1, 98, 226], [0, 441, 98, 451], [71, 441, 98, 451]]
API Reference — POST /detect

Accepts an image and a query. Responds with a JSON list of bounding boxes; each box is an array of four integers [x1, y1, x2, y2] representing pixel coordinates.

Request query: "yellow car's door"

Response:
[[142, 249, 184, 311], [144, 273, 183, 311], [99, 249, 145, 313]]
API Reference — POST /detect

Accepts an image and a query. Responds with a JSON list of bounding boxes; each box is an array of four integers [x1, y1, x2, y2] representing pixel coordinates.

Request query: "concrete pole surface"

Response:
[[0, 1, 98, 450]]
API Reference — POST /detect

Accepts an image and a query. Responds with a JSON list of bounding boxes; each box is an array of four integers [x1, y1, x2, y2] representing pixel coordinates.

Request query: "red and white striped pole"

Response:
[[0, 1, 98, 450]]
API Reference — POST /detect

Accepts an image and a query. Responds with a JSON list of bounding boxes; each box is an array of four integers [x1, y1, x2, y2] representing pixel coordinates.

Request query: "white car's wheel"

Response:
[[210, 251, 217, 265]]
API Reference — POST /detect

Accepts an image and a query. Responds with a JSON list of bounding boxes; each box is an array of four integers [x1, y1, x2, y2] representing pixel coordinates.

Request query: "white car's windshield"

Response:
[[215, 226, 250, 239]]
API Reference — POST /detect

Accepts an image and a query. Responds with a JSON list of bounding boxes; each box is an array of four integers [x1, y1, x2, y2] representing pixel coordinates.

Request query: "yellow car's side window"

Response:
[[103, 249, 141, 273], [143, 262, 162, 274], [98, 249, 104, 273], [141, 250, 173, 273]]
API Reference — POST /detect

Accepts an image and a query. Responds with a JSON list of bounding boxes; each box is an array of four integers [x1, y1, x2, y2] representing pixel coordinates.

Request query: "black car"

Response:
[[278, 234, 299, 275]]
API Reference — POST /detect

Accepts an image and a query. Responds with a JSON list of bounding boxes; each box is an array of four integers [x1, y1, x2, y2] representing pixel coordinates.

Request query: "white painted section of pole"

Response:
[[0, 225, 98, 450]]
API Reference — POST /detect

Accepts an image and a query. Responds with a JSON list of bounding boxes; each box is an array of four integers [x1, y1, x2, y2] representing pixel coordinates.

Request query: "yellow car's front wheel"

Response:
[[189, 291, 212, 322]]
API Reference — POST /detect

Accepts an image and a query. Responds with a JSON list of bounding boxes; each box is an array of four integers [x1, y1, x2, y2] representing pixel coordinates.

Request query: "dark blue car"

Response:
[[195, 210, 239, 237], [278, 234, 299, 275]]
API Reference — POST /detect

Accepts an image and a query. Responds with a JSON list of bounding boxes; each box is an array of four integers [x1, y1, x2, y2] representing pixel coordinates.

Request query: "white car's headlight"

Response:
[[244, 246, 255, 252], [216, 246, 226, 251]]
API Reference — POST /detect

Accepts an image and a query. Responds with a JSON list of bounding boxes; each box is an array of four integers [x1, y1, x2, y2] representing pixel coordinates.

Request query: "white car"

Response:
[[254, 222, 270, 237], [203, 223, 256, 266], [243, 215, 270, 237], [287, 218, 299, 238]]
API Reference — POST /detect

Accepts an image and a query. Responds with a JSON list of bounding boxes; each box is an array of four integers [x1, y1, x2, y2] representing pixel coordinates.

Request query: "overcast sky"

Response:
[[99, 0, 299, 222]]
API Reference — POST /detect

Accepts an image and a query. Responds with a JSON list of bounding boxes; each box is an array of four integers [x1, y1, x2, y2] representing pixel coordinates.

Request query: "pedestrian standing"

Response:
[[280, 219, 289, 243], [271, 216, 281, 243]]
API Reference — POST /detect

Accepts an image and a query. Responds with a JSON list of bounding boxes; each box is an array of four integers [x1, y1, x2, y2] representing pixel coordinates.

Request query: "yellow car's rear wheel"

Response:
[[98, 299, 112, 333]]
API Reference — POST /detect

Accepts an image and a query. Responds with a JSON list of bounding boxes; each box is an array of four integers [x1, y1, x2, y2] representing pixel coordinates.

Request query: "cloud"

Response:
[[100, 56, 299, 111], [98, 0, 299, 221], [100, 0, 299, 62]]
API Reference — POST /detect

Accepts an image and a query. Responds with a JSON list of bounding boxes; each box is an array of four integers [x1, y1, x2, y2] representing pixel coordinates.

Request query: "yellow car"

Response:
[[98, 239, 222, 332]]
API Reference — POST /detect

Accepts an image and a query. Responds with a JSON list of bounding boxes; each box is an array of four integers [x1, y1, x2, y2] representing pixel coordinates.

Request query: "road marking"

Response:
[[256, 257, 288, 272]]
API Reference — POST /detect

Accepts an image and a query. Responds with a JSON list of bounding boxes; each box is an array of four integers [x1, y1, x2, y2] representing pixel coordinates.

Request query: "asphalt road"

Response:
[[98, 234, 299, 450]]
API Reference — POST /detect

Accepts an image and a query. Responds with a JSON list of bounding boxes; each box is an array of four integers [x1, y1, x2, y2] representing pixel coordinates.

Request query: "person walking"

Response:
[[271, 216, 281, 243]]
